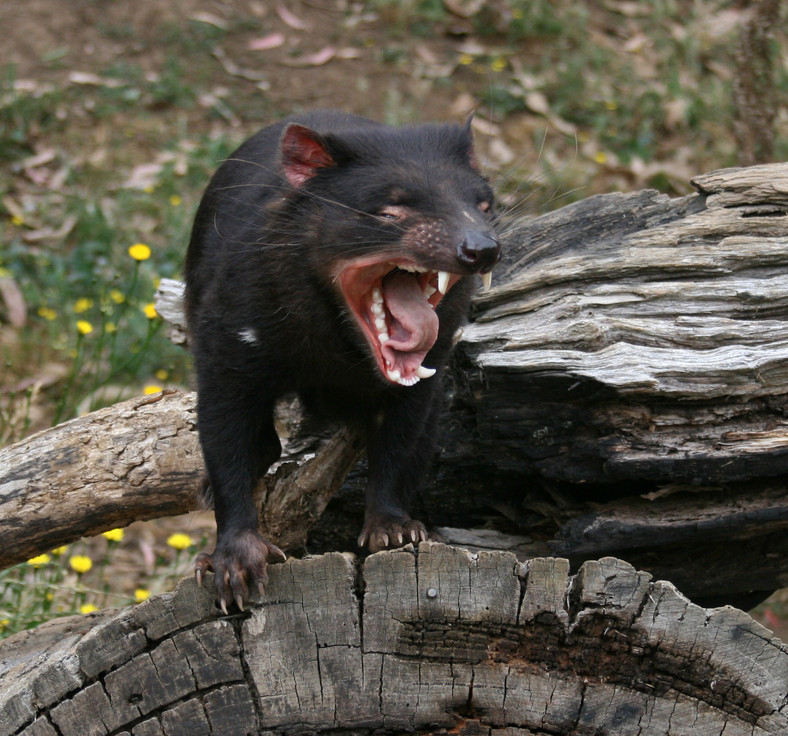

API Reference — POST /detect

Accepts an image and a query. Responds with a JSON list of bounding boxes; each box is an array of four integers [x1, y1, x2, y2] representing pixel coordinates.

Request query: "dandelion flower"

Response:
[[144, 384, 163, 395], [593, 151, 608, 165], [77, 320, 94, 336], [169, 195, 182, 207], [52, 545, 68, 556], [74, 298, 93, 314], [143, 302, 158, 319], [105, 321, 117, 333], [458, 53, 474, 66], [27, 553, 51, 567], [109, 289, 126, 304], [129, 243, 152, 261], [490, 57, 507, 72], [70, 555, 93, 574], [167, 533, 194, 550], [135, 588, 152, 602], [11, 215, 24, 226], [80, 603, 99, 614], [102, 528, 124, 542], [155, 369, 169, 381], [38, 306, 57, 321]]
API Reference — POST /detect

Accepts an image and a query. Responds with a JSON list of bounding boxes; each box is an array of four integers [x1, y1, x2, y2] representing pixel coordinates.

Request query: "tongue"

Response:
[[380, 270, 439, 378]]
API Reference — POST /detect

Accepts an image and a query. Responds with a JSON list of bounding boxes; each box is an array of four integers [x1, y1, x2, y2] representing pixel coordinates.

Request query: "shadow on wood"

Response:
[[0, 544, 785, 735]]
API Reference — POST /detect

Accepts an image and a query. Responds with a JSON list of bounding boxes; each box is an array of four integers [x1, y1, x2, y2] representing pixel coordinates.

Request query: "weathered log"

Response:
[[2, 163, 788, 606], [0, 544, 785, 736]]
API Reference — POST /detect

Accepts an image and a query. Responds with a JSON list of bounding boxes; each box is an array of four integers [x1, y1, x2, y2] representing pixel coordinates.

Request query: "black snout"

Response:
[[456, 230, 501, 273]]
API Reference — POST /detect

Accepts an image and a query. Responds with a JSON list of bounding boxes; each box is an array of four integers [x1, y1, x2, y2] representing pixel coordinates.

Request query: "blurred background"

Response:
[[1, 0, 786, 638]]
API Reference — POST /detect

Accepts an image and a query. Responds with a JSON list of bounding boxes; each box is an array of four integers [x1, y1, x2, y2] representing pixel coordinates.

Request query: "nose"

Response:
[[456, 230, 501, 273]]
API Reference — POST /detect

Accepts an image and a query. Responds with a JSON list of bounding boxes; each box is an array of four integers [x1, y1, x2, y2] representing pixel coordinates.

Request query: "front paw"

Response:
[[357, 514, 429, 553], [194, 528, 286, 614]]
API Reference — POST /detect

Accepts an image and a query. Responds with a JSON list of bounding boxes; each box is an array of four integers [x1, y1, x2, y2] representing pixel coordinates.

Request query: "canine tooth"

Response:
[[437, 271, 450, 295], [481, 272, 492, 291], [416, 365, 436, 379], [387, 368, 402, 382]]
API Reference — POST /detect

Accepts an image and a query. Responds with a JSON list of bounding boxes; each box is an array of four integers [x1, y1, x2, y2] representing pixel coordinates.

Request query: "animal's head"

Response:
[[277, 119, 501, 387]]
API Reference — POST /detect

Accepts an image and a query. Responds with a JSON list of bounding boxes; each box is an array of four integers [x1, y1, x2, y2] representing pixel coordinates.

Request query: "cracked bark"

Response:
[[0, 544, 784, 735]]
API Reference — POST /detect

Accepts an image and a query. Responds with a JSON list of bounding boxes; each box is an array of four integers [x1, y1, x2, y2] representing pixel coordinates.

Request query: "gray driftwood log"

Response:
[[1, 544, 786, 736], [1, 163, 788, 607]]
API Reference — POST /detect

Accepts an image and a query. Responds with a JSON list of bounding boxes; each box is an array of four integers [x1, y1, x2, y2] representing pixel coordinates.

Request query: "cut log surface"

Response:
[[0, 544, 785, 736]]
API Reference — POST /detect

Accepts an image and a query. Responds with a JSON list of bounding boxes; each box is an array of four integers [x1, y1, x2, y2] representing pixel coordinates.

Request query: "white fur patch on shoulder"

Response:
[[238, 327, 259, 345]]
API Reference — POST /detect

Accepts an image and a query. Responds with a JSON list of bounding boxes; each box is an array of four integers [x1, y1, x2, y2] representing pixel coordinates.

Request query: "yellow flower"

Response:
[[11, 215, 24, 226], [102, 528, 124, 542], [27, 553, 51, 568], [77, 320, 94, 336], [594, 151, 608, 165], [166, 533, 194, 550], [169, 195, 182, 207], [69, 555, 93, 574], [80, 603, 98, 614], [143, 384, 163, 395], [135, 588, 151, 602], [155, 369, 169, 381], [490, 57, 507, 72], [458, 53, 474, 66], [109, 289, 126, 304], [143, 302, 158, 319], [143, 185, 155, 194], [128, 243, 152, 261], [74, 297, 93, 314], [52, 545, 68, 556], [105, 321, 117, 333], [38, 306, 57, 321]]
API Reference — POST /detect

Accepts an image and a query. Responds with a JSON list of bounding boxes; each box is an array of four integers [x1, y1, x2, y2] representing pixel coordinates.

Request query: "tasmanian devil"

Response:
[[184, 110, 500, 611]]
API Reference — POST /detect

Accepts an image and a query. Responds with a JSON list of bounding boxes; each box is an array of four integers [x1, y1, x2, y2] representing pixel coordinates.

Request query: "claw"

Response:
[[235, 594, 245, 612], [219, 598, 229, 616], [195, 568, 203, 587]]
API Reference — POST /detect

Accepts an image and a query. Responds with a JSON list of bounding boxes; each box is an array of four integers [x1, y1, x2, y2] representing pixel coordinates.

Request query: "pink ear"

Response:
[[280, 124, 336, 187], [463, 113, 480, 172]]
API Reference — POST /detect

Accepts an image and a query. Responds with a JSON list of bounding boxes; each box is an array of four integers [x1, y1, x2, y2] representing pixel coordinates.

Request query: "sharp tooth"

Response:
[[423, 283, 436, 298], [387, 368, 402, 382], [416, 365, 436, 379], [398, 375, 420, 387], [481, 272, 492, 291], [437, 271, 450, 295]]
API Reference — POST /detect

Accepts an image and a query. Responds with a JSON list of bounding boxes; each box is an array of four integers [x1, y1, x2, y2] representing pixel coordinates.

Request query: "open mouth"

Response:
[[336, 257, 463, 387]]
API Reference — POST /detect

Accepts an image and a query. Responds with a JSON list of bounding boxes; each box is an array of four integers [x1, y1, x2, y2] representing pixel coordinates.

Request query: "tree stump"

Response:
[[0, 543, 785, 736]]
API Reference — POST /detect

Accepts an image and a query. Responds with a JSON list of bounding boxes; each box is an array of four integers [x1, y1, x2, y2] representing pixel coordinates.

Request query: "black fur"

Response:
[[185, 110, 499, 609]]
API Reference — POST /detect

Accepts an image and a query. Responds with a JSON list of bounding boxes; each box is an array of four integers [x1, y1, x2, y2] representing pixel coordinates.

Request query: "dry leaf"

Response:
[[248, 33, 286, 51], [0, 277, 27, 328], [283, 46, 336, 67], [190, 12, 229, 30], [22, 215, 78, 244], [276, 4, 311, 30]]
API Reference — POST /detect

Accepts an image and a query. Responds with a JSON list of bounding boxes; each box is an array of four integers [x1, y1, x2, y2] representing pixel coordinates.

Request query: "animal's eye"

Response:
[[478, 201, 492, 215], [377, 205, 409, 222]]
